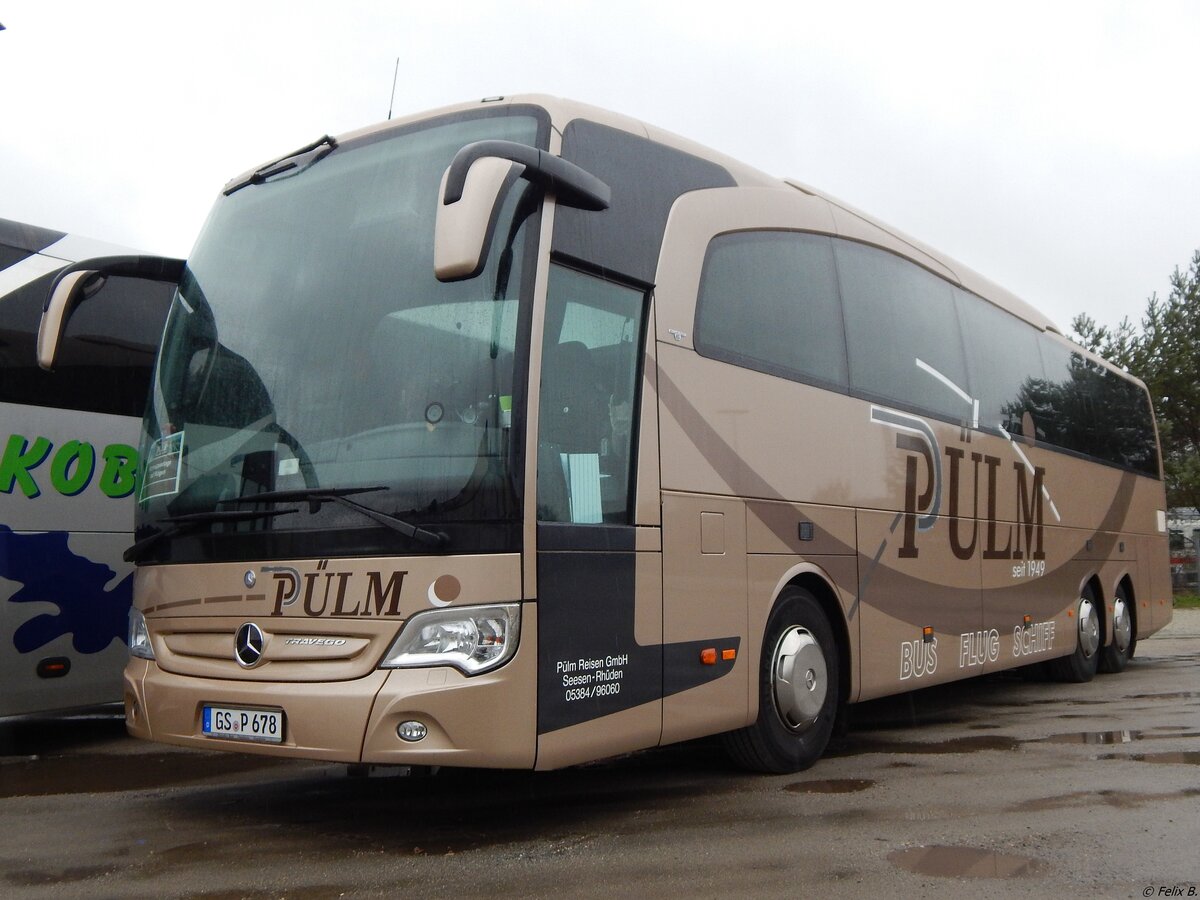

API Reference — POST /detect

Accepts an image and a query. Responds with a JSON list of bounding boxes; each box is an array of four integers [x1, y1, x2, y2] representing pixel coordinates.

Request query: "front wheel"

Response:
[[723, 587, 840, 774]]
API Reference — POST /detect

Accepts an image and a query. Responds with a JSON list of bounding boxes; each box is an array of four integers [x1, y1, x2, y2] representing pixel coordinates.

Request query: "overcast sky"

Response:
[[2, 0, 1197, 334]]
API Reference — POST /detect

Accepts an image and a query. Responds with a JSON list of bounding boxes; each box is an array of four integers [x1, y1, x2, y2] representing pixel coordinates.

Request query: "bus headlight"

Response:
[[380, 604, 520, 675], [128, 608, 155, 660]]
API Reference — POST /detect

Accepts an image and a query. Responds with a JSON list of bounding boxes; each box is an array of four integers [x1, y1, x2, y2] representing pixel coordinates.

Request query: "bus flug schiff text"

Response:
[[39, 95, 1171, 773]]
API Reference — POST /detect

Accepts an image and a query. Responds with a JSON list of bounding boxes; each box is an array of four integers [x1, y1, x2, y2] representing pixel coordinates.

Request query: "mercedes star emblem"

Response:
[[234, 622, 266, 668]]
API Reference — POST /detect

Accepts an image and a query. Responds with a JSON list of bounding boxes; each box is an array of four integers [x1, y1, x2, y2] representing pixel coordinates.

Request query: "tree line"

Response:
[[1072, 250, 1200, 510]]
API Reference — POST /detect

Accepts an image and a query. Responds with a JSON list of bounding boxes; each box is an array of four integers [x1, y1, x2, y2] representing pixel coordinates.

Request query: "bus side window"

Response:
[[537, 264, 645, 525], [956, 287, 1046, 437], [694, 230, 847, 391], [836, 240, 972, 424]]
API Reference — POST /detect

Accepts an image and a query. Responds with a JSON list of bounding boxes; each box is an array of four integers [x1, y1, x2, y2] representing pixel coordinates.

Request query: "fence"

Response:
[[1171, 525, 1199, 594]]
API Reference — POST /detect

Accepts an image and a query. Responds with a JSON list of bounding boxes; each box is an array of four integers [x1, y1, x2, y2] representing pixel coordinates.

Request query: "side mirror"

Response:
[[38, 269, 101, 370], [434, 157, 524, 282], [434, 140, 610, 283], [38, 254, 185, 370]]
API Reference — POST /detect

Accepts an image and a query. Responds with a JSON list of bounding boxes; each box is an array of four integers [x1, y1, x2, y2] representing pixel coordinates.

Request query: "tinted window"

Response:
[[1034, 337, 1095, 453], [835, 241, 972, 422], [0, 271, 173, 417], [957, 288, 1047, 438], [0, 243, 29, 270], [695, 231, 847, 390], [1032, 336, 1159, 475], [555, 119, 736, 285], [0, 219, 64, 254], [686, 231, 1158, 477]]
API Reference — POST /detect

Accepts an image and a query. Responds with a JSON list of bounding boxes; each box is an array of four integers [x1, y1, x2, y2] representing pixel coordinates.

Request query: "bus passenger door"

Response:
[[532, 264, 664, 769]]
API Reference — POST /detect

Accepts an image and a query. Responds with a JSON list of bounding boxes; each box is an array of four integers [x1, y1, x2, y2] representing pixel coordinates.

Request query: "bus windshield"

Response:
[[137, 111, 545, 561]]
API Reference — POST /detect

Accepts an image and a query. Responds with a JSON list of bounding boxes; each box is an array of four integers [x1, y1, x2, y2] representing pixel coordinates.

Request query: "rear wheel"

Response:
[[723, 587, 840, 774], [1098, 585, 1135, 674], [1047, 584, 1101, 683]]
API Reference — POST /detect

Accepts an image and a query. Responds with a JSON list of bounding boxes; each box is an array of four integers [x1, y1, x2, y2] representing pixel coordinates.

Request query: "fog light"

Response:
[[397, 720, 428, 742]]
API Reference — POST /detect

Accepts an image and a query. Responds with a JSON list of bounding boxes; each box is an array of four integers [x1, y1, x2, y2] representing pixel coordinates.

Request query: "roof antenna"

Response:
[[387, 57, 399, 120]]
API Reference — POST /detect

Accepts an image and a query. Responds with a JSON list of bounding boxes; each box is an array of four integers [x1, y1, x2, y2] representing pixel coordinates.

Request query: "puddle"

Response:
[[1041, 728, 1200, 745], [0, 711, 126, 758], [1010, 787, 1200, 812], [186, 892, 353, 900], [5, 865, 112, 887], [785, 778, 875, 794], [889, 845, 1046, 878], [0, 751, 296, 798], [1122, 692, 1200, 702], [1043, 730, 1141, 745], [833, 735, 1021, 757], [975, 697, 1110, 708], [1098, 751, 1200, 766]]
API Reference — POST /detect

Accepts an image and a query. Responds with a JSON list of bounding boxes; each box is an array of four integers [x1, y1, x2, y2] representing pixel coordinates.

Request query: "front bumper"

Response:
[[124, 606, 537, 768]]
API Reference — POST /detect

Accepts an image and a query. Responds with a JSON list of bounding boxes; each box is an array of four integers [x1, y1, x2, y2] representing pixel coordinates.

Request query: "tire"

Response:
[[1098, 584, 1135, 674], [1047, 584, 1102, 683], [723, 587, 840, 774]]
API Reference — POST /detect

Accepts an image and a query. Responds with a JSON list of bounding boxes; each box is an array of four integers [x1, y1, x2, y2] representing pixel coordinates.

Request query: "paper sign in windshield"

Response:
[[140, 432, 184, 502], [561, 452, 602, 524]]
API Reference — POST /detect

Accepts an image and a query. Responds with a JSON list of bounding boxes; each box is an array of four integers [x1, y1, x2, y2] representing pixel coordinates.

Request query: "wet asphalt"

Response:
[[2, 611, 1198, 899]]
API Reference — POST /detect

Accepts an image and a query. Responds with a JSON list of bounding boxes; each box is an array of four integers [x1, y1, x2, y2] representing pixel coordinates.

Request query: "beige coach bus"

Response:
[[40, 96, 1172, 773]]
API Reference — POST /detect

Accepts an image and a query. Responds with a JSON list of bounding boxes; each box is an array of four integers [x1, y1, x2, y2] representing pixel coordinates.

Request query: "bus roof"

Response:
[[250, 95, 1092, 352]]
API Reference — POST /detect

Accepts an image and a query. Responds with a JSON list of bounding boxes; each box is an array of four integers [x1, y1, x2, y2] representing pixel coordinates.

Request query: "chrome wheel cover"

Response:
[[1112, 596, 1132, 653], [1077, 595, 1100, 659], [771, 626, 828, 733]]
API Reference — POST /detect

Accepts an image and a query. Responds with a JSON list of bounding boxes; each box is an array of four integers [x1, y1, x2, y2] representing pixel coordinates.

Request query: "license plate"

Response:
[[202, 705, 284, 743]]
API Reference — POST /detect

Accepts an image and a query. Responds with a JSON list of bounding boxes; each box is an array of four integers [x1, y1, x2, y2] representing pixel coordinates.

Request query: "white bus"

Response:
[[1, 218, 172, 717], [40, 97, 1172, 772]]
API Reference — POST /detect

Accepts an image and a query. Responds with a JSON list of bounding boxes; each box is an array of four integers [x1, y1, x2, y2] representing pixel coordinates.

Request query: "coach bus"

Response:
[[1, 218, 172, 718], [39, 96, 1172, 772]]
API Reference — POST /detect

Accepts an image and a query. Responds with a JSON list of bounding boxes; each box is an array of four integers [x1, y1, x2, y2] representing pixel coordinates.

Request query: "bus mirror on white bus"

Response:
[[434, 140, 610, 282], [38, 254, 185, 370]]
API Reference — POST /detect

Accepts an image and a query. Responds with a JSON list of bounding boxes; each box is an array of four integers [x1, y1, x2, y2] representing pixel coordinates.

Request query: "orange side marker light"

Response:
[[700, 648, 717, 665], [722, 648, 737, 661]]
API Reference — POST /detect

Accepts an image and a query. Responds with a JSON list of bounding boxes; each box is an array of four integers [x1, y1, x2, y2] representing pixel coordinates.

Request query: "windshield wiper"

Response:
[[219, 487, 449, 549], [223, 134, 339, 196], [125, 508, 297, 563], [222, 486, 387, 511]]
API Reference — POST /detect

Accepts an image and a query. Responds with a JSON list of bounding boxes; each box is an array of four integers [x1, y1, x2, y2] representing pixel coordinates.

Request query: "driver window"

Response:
[[537, 265, 645, 524]]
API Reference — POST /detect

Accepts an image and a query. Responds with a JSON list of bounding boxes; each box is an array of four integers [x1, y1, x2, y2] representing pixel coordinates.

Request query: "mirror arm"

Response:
[[442, 140, 610, 212], [44, 254, 186, 302]]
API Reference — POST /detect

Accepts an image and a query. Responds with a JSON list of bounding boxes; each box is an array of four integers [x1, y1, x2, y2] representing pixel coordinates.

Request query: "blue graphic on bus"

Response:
[[1, 524, 131, 654]]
